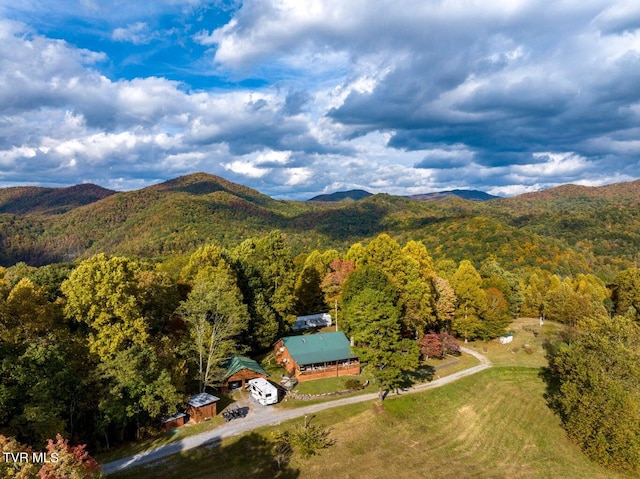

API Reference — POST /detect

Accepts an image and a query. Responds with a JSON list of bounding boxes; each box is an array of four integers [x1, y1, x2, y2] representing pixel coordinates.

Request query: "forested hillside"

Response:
[[1, 174, 638, 278]]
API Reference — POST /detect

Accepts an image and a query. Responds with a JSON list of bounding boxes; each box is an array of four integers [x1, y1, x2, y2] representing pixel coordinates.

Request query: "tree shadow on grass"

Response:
[[404, 365, 436, 385], [111, 432, 299, 479], [538, 337, 565, 422], [206, 433, 299, 479]]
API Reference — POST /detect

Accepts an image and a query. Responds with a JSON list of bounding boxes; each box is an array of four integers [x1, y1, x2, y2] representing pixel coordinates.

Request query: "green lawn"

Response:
[[109, 367, 633, 479], [465, 317, 563, 368]]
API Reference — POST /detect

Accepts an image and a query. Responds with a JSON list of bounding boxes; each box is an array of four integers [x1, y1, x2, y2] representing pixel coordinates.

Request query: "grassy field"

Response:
[[109, 366, 631, 479], [465, 317, 563, 368]]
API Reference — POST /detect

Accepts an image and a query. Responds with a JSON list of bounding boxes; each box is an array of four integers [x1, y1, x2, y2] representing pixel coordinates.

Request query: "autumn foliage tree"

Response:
[[419, 331, 460, 359], [450, 261, 485, 341], [39, 434, 101, 479], [0, 434, 100, 479]]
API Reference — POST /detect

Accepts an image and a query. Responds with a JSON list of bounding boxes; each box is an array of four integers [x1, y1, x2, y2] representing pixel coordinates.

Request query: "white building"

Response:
[[246, 378, 279, 405]]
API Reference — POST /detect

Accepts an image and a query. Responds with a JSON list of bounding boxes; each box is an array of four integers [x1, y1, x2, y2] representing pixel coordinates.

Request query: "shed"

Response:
[[221, 355, 269, 394], [161, 412, 186, 432], [187, 393, 220, 423], [274, 331, 359, 381], [499, 333, 514, 344]]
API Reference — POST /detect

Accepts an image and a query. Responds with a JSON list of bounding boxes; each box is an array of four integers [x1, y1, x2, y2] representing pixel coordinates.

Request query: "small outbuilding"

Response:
[[221, 355, 269, 394], [499, 333, 514, 344], [160, 412, 186, 432], [187, 393, 220, 424], [274, 331, 360, 382]]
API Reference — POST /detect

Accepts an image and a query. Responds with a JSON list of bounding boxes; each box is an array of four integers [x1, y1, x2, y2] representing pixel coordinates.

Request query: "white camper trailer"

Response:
[[246, 378, 279, 405]]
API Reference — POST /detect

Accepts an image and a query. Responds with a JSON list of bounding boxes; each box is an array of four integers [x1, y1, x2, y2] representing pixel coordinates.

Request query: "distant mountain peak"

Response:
[[407, 189, 499, 202], [0, 183, 116, 215], [152, 172, 275, 205], [307, 189, 373, 202]]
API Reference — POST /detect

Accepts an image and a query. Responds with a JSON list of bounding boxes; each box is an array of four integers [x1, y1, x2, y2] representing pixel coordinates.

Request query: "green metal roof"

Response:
[[282, 331, 357, 365], [223, 355, 269, 381]]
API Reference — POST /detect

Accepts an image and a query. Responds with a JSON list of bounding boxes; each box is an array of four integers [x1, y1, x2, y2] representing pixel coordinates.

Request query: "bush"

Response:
[[343, 378, 363, 390], [289, 423, 334, 457], [523, 344, 534, 354]]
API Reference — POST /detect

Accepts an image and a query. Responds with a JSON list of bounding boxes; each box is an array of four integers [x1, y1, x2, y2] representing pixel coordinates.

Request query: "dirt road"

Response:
[[102, 347, 490, 475]]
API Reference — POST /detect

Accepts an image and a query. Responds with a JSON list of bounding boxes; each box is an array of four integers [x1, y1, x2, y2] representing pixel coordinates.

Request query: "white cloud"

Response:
[[112, 22, 156, 45], [2, 1, 640, 198]]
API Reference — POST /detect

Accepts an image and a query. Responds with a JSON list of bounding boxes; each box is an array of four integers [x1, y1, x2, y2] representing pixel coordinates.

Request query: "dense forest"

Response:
[[1, 175, 640, 475], [0, 173, 639, 279]]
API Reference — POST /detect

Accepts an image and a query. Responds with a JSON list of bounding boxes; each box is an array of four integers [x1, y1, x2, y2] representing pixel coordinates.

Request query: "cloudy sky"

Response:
[[1, 0, 639, 199]]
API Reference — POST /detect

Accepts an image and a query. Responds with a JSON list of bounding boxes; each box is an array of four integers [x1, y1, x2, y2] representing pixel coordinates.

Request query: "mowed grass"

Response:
[[465, 317, 563, 368], [292, 375, 371, 395], [109, 367, 632, 479]]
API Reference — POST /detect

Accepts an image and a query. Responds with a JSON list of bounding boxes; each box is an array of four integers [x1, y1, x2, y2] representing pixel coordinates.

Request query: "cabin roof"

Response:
[[223, 355, 269, 381], [281, 331, 356, 365]]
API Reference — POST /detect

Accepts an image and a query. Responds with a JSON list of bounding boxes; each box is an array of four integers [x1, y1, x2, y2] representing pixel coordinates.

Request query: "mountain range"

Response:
[[308, 189, 499, 202], [0, 173, 638, 278]]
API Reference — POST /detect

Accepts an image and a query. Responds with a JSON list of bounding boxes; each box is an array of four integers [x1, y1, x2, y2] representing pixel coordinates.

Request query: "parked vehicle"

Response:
[[246, 378, 279, 405]]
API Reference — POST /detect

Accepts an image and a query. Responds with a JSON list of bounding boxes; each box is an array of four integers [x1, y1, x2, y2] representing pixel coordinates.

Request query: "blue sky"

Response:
[[1, 0, 640, 199]]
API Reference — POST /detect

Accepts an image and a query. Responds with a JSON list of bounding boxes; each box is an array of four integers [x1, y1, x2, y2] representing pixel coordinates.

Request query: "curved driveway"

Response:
[[102, 347, 490, 475]]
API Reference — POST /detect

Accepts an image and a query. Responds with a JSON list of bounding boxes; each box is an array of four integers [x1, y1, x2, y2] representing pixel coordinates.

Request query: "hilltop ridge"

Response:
[[0, 174, 638, 274]]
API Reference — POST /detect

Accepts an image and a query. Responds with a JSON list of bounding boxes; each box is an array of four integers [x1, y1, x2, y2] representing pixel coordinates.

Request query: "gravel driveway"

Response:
[[102, 347, 490, 475]]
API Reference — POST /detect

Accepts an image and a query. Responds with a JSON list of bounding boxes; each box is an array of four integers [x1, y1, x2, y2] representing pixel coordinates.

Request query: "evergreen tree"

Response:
[[342, 270, 419, 400]]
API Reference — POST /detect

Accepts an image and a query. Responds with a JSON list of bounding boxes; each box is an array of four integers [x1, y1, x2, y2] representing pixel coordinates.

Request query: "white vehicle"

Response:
[[246, 378, 279, 405]]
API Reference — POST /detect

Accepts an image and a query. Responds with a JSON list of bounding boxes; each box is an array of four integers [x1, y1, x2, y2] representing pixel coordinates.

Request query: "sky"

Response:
[[1, 0, 640, 200]]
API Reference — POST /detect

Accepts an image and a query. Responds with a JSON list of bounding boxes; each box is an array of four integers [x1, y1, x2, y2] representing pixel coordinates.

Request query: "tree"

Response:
[[0, 434, 38, 478], [320, 258, 355, 306], [177, 263, 249, 392], [547, 315, 640, 472], [61, 254, 148, 361], [480, 287, 510, 340], [520, 270, 552, 317], [358, 234, 403, 275], [294, 251, 328, 315], [136, 269, 181, 338], [287, 423, 334, 457], [432, 276, 456, 325], [231, 231, 296, 350], [342, 282, 419, 400], [98, 345, 181, 440], [180, 244, 225, 282], [450, 261, 485, 342], [543, 277, 608, 326], [0, 278, 61, 345], [611, 268, 640, 320], [38, 434, 101, 479], [341, 266, 397, 306], [0, 434, 100, 479], [419, 331, 460, 359], [419, 332, 443, 359], [479, 258, 522, 317]]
